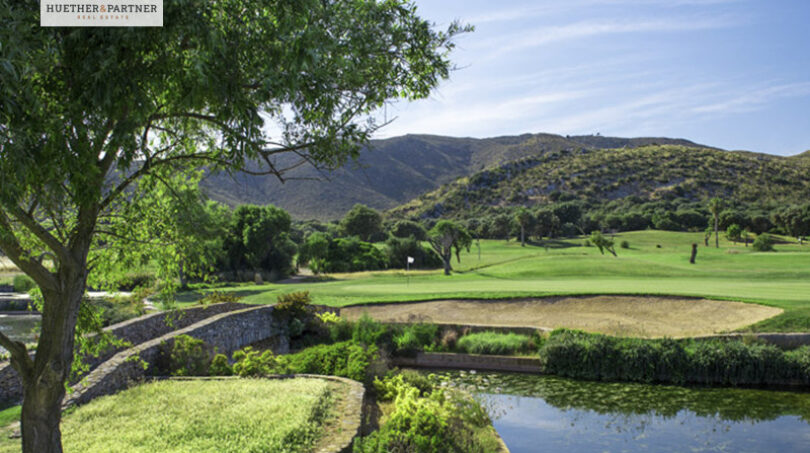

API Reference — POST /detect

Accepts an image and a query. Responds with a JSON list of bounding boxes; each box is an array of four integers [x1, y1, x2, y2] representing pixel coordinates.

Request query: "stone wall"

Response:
[[64, 304, 284, 407], [0, 302, 250, 405]]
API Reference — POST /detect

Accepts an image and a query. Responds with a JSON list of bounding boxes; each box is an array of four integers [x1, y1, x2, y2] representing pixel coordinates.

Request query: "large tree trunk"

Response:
[[442, 256, 451, 275], [20, 267, 85, 453], [520, 226, 525, 247]]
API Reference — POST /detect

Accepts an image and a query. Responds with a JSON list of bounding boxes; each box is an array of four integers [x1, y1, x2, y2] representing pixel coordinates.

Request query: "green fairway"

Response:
[[199, 231, 810, 333]]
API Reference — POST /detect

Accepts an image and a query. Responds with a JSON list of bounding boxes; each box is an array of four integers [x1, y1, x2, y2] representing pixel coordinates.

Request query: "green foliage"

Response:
[[165, 335, 214, 377], [279, 341, 378, 382], [298, 232, 331, 273], [753, 233, 775, 252], [209, 353, 233, 376], [394, 323, 440, 355], [352, 314, 390, 347], [726, 224, 743, 243], [303, 236, 388, 273], [231, 347, 278, 377], [274, 291, 311, 320], [457, 331, 534, 355], [356, 373, 499, 453], [390, 220, 428, 241], [385, 236, 443, 269], [620, 240, 630, 249], [340, 204, 384, 242], [428, 220, 472, 274], [539, 329, 810, 385], [223, 204, 296, 278], [589, 231, 617, 256], [11, 275, 35, 293]]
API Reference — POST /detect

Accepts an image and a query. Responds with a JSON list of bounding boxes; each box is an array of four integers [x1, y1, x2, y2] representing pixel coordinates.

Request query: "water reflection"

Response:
[[436, 371, 810, 453]]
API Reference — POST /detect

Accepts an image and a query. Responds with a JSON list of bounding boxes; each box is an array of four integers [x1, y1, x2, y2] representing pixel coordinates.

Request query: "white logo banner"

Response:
[[41, 1, 163, 27]]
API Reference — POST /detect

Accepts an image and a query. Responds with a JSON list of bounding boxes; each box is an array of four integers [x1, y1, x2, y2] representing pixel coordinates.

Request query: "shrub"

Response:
[[209, 353, 233, 376], [328, 318, 354, 343], [385, 236, 442, 269], [538, 329, 810, 385], [197, 291, 242, 305], [352, 313, 390, 347], [165, 335, 214, 376], [393, 323, 439, 355], [457, 331, 532, 355], [279, 340, 378, 382], [620, 240, 630, 249], [12, 275, 35, 293], [440, 328, 459, 350], [275, 291, 311, 320], [753, 233, 775, 251], [356, 373, 498, 453], [232, 347, 278, 377]]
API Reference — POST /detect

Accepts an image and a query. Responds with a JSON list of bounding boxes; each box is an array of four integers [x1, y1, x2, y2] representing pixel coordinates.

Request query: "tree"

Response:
[[514, 207, 533, 247], [0, 2, 465, 450], [533, 209, 560, 241], [725, 224, 743, 244], [428, 220, 472, 275], [340, 204, 383, 242], [708, 198, 723, 248], [389, 220, 427, 241], [298, 232, 331, 274], [589, 231, 617, 257], [223, 205, 296, 281]]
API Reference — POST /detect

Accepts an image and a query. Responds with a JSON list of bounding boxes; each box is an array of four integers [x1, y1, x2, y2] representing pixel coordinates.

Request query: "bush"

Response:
[[393, 323, 439, 355], [232, 347, 278, 377], [164, 335, 214, 376], [275, 291, 311, 319], [753, 233, 775, 252], [279, 340, 378, 382], [620, 240, 630, 249], [209, 353, 233, 376], [538, 329, 810, 385], [457, 331, 532, 355], [352, 313, 390, 347], [356, 373, 499, 453], [12, 275, 36, 293], [385, 236, 442, 269]]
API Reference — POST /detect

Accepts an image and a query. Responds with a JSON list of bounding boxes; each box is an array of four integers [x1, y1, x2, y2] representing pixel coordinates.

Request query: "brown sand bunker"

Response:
[[340, 296, 783, 338]]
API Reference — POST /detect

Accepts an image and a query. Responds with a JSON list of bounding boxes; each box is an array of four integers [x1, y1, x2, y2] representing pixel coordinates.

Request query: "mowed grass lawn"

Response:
[[202, 231, 810, 333], [0, 378, 340, 453]]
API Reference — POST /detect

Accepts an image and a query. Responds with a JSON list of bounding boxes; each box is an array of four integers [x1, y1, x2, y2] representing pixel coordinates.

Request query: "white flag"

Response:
[[407, 256, 415, 264]]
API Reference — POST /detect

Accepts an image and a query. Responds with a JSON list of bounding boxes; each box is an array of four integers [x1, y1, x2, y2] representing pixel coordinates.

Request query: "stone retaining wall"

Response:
[[64, 304, 284, 407], [393, 352, 544, 373], [0, 302, 250, 404]]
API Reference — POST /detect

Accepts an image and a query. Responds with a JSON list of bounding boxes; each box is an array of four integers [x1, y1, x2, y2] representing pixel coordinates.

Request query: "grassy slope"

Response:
[[391, 145, 810, 219], [0, 378, 339, 453], [206, 231, 810, 332]]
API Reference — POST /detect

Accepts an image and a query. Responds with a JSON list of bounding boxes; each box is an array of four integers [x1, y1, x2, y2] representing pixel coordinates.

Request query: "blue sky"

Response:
[[375, 0, 810, 156]]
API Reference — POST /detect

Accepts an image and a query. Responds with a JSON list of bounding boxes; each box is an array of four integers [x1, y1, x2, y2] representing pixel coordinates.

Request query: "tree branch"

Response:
[[5, 204, 73, 266], [0, 210, 58, 291], [0, 330, 33, 380]]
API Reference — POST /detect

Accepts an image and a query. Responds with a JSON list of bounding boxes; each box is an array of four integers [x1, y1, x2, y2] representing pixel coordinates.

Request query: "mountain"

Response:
[[200, 133, 713, 220], [389, 144, 810, 220]]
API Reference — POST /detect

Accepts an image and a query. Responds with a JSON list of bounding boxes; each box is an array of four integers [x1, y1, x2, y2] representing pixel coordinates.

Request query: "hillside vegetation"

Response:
[[200, 133, 712, 220], [390, 144, 810, 221]]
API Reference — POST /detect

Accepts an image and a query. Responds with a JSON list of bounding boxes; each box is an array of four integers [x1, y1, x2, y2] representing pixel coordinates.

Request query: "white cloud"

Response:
[[692, 82, 810, 114]]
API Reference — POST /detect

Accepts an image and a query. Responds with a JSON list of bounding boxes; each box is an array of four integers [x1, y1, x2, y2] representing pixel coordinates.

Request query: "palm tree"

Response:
[[514, 207, 533, 247], [708, 197, 723, 248]]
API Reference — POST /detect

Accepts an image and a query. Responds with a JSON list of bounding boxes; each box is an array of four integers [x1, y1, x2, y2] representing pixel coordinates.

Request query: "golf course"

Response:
[[202, 230, 810, 335]]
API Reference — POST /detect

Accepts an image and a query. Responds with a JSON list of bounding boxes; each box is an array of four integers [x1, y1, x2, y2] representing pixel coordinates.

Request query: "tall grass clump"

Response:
[[539, 329, 810, 386], [457, 331, 533, 355]]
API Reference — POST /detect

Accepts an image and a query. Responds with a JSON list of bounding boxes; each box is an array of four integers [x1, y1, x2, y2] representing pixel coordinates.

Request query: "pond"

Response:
[[0, 313, 40, 345], [435, 370, 810, 453]]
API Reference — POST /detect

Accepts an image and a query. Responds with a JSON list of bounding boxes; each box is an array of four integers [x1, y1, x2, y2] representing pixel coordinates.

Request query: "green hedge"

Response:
[[540, 329, 810, 386]]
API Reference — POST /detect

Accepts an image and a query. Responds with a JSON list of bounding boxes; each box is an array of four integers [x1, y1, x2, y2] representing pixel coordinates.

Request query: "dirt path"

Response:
[[340, 296, 783, 338]]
